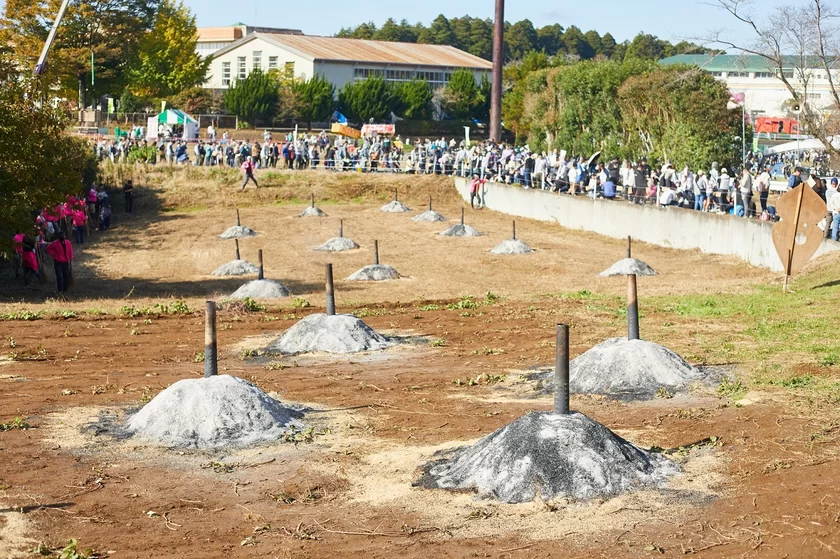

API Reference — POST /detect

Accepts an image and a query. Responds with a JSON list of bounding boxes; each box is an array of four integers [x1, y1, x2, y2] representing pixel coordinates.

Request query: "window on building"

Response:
[[808, 92, 822, 99], [268, 56, 278, 70], [284, 61, 295, 76], [252, 51, 262, 70], [755, 72, 774, 79], [779, 69, 794, 79], [237, 56, 247, 80], [728, 71, 749, 78], [222, 62, 231, 86]]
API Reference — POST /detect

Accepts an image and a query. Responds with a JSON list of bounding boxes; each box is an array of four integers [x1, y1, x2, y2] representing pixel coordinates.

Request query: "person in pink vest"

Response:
[[86, 187, 98, 224], [21, 240, 40, 285], [241, 156, 259, 190], [46, 231, 74, 293], [71, 209, 87, 244]]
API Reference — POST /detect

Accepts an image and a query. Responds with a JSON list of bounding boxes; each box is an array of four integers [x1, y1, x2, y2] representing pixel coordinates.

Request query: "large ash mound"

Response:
[[380, 200, 411, 213], [230, 279, 291, 299], [439, 224, 482, 237], [346, 264, 401, 281], [218, 225, 257, 239], [298, 206, 327, 218], [211, 260, 259, 276], [412, 210, 446, 223], [490, 239, 533, 254], [315, 237, 360, 252], [124, 375, 304, 449], [267, 313, 391, 355], [415, 411, 678, 503], [535, 338, 706, 400]]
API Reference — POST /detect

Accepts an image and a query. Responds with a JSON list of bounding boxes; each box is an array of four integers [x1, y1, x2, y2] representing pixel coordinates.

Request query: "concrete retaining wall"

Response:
[[454, 178, 838, 271]]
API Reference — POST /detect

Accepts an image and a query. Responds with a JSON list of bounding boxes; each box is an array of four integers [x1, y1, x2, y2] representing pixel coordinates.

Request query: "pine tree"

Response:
[[224, 69, 279, 126]]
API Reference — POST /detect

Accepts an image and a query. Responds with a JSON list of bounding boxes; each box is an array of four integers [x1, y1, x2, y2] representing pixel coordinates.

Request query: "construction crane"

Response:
[[32, 0, 72, 76]]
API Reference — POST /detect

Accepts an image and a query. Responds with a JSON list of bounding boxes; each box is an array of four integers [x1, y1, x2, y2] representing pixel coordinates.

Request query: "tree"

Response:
[[169, 86, 212, 114], [503, 51, 559, 142], [292, 74, 336, 127], [600, 33, 617, 59], [338, 76, 396, 122], [440, 69, 484, 119], [128, 0, 208, 99], [374, 18, 403, 42], [468, 18, 494, 60], [507, 20, 538, 60], [393, 79, 433, 120], [420, 15, 456, 45], [0, 71, 98, 246], [624, 33, 666, 61], [562, 26, 595, 60], [537, 24, 564, 56], [223, 69, 279, 126], [705, 0, 840, 158], [0, 0, 159, 107], [450, 16, 472, 51], [584, 30, 603, 56]]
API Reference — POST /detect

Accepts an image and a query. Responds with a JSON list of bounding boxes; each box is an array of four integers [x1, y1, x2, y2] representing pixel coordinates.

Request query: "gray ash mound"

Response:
[[490, 239, 534, 254], [211, 260, 260, 276], [534, 338, 706, 400], [267, 313, 392, 355], [412, 210, 446, 222], [415, 411, 678, 503], [298, 206, 327, 217], [124, 375, 304, 449], [218, 225, 257, 239], [439, 224, 482, 237], [600, 258, 657, 277], [380, 200, 412, 213], [346, 264, 401, 281], [230, 279, 291, 299], [314, 237, 360, 252]]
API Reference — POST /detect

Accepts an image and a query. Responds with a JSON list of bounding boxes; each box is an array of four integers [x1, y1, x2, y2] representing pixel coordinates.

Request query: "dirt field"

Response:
[[1, 168, 839, 558]]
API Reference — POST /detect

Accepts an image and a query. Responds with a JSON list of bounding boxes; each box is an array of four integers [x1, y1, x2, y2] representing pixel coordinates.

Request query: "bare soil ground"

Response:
[[1, 168, 838, 558]]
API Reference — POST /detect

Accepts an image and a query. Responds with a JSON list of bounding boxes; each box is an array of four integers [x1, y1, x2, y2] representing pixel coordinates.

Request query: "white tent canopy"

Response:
[[764, 137, 840, 154], [150, 109, 198, 140]]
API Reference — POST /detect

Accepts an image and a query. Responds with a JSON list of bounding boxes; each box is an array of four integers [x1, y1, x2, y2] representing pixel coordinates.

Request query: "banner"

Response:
[[464, 126, 470, 146], [361, 124, 395, 135], [331, 122, 361, 139]]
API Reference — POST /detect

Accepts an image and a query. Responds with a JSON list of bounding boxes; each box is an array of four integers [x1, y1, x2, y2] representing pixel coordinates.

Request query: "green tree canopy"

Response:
[[440, 69, 484, 120], [393, 79, 433, 120], [507, 19, 538, 60], [292, 74, 336, 126], [128, 0, 209, 99], [338, 76, 396, 122], [223, 69, 279, 126]]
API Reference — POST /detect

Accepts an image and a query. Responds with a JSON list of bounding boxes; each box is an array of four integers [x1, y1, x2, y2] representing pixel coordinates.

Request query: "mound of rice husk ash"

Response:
[[218, 225, 257, 239], [535, 338, 706, 400], [412, 210, 446, 222], [415, 411, 678, 504], [439, 224, 482, 237], [380, 200, 411, 213], [267, 313, 391, 354], [490, 239, 533, 254], [211, 260, 260, 276], [298, 195, 327, 217], [315, 237, 360, 252], [124, 375, 304, 449], [346, 264, 401, 281], [229, 279, 291, 299]]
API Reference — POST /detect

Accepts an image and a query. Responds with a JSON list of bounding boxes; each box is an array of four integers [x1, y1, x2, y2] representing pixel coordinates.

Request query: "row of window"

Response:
[[221, 52, 292, 86], [711, 70, 795, 79], [353, 67, 466, 84]]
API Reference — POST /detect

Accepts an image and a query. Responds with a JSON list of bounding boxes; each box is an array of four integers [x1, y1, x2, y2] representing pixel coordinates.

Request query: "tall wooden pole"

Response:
[[489, 0, 504, 143]]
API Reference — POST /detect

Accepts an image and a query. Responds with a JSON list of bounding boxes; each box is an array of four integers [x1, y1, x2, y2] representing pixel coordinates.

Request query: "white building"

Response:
[[660, 54, 838, 119], [196, 24, 302, 60], [204, 33, 492, 94]]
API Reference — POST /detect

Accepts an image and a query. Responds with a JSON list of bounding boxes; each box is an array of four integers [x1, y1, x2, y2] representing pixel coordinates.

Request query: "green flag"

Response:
[[91, 51, 95, 85]]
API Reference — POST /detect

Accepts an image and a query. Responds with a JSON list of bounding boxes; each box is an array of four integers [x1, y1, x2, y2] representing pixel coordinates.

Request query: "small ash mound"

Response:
[[535, 338, 706, 400], [415, 411, 678, 503], [412, 210, 446, 222], [230, 279, 291, 299], [346, 264, 401, 281], [439, 224, 482, 237], [600, 258, 657, 277], [315, 237, 360, 252], [211, 260, 260, 276], [124, 375, 304, 449], [490, 239, 534, 254], [218, 225, 257, 239], [380, 200, 412, 213], [267, 313, 391, 355], [298, 206, 327, 218]]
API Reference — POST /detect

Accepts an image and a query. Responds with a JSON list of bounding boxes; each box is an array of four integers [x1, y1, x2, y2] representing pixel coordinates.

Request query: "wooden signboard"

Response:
[[771, 184, 827, 288]]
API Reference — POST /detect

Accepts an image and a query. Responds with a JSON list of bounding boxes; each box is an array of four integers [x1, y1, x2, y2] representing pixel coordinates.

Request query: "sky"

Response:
[[181, 0, 765, 46]]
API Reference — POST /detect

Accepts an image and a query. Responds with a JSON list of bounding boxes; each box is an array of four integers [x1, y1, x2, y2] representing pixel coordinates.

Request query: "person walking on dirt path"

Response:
[[123, 180, 134, 214], [46, 231, 74, 293], [469, 174, 485, 209], [241, 156, 259, 191], [21, 239, 40, 285]]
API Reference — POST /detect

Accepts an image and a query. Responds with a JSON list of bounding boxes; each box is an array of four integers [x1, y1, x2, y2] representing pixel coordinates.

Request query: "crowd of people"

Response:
[[12, 183, 121, 292]]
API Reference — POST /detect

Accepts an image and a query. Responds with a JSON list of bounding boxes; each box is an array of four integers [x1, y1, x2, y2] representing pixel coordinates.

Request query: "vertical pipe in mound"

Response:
[[204, 301, 218, 378], [374, 240, 380, 265], [554, 324, 569, 414], [258, 249, 264, 280], [325, 263, 336, 316]]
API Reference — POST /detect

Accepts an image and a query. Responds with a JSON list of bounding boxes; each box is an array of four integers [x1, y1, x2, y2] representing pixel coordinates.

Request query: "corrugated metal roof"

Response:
[[661, 54, 839, 72], [259, 34, 493, 69]]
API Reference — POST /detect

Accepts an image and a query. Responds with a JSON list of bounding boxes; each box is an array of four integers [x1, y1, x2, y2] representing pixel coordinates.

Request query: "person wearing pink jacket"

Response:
[[71, 209, 87, 244], [46, 232, 74, 293], [241, 156, 259, 191]]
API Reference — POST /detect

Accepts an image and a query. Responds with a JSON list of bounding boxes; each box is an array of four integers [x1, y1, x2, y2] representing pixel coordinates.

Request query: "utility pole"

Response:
[[489, 0, 504, 143]]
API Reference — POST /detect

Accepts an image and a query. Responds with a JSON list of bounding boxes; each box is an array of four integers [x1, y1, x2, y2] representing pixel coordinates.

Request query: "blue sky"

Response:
[[182, 0, 756, 45]]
